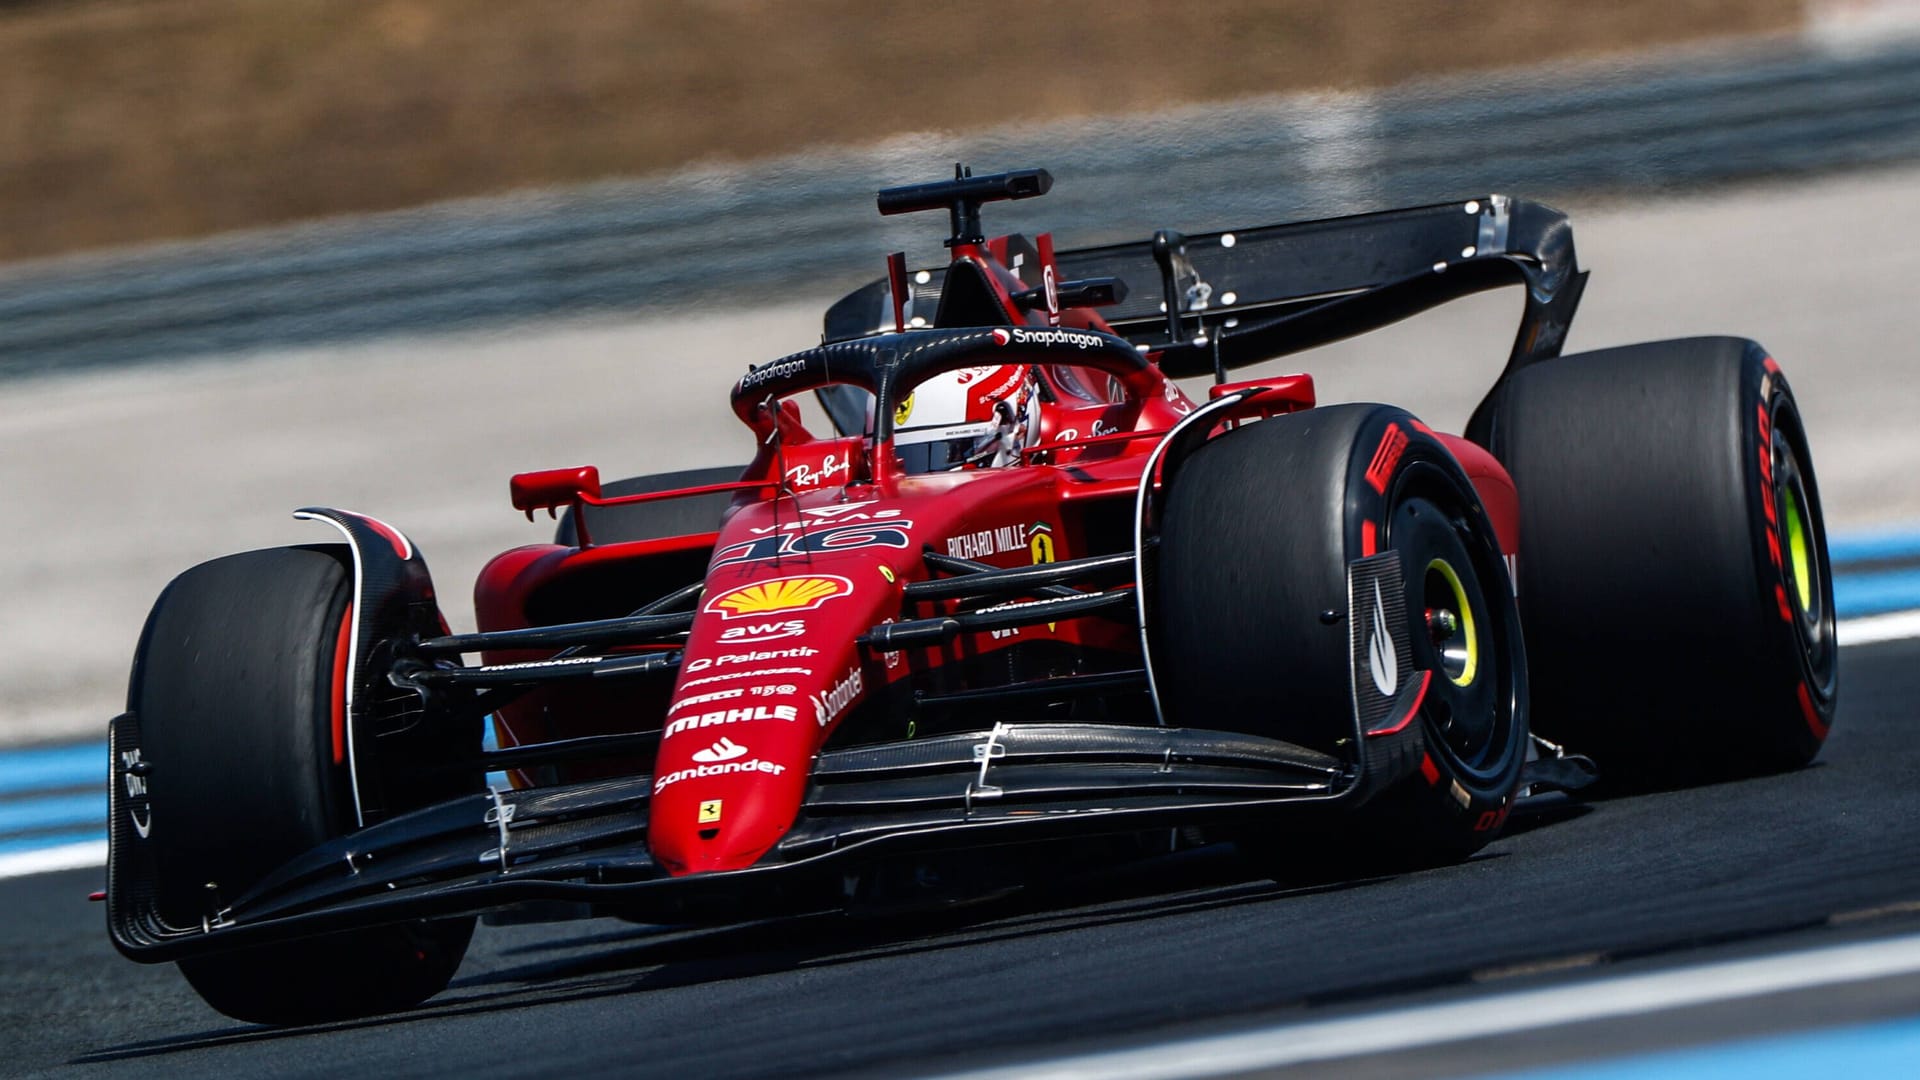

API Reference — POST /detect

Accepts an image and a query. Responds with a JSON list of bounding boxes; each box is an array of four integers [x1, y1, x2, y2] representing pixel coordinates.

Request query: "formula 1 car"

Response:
[[107, 167, 1837, 1024]]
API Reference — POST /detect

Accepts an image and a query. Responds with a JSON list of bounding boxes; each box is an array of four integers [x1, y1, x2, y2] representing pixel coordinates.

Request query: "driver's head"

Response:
[[892, 364, 1039, 472]]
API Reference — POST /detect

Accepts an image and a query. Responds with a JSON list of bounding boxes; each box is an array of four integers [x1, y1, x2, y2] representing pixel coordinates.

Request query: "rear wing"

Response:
[[823, 194, 1586, 382]]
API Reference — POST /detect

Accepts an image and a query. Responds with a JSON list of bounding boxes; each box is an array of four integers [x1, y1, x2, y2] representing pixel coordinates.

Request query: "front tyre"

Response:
[[129, 546, 473, 1024], [1154, 404, 1528, 867]]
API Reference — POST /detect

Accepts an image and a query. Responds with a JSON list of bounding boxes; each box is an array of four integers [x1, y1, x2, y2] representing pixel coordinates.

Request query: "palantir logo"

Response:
[[692, 737, 749, 764], [1367, 579, 1398, 698]]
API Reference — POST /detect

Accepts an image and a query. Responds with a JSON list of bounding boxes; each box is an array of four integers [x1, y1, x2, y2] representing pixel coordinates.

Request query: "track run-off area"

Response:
[[1, 164, 1918, 1076]]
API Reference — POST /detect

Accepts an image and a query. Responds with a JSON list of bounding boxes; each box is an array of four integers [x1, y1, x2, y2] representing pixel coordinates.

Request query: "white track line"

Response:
[[1837, 609, 1920, 647], [0, 839, 105, 882], [937, 931, 1920, 1080]]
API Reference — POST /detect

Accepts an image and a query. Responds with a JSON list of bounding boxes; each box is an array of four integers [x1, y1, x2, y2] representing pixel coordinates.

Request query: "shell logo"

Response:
[[704, 574, 853, 619]]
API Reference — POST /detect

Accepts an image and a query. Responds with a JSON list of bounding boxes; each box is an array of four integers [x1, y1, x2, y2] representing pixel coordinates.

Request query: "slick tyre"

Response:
[[1155, 404, 1528, 866], [128, 546, 473, 1025], [1491, 336, 1836, 787], [555, 465, 746, 545]]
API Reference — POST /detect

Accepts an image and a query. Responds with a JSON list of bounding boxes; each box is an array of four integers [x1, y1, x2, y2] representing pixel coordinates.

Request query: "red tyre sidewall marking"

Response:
[[1798, 682, 1830, 740], [1365, 422, 1407, 495], [1756, 392, 1792, 625], [1758, 363, 1828, 743]]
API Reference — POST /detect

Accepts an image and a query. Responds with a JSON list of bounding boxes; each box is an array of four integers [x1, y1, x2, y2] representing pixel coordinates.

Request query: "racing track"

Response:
[[2, 636, 1917, 1077], [2, 166, 1920, 1075]]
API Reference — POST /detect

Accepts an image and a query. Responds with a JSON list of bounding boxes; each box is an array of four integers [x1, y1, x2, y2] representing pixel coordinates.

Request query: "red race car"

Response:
[[107, 167, 1838, 1024]]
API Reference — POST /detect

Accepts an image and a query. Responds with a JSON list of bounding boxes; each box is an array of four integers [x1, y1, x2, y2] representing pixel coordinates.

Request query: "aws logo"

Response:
[[719, 620, 806, 643], [704, 575, 853, 619]]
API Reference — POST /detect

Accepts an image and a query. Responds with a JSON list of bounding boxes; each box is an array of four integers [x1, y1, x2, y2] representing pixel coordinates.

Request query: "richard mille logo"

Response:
[[1367, 579, 1398, 698]]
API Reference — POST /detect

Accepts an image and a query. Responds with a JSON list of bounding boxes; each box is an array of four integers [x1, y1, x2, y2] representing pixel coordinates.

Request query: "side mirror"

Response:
[[510, 465, 601, 520]]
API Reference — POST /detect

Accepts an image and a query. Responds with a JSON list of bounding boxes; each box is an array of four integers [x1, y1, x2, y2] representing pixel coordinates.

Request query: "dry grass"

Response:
[[0, 0, 1801, 261]]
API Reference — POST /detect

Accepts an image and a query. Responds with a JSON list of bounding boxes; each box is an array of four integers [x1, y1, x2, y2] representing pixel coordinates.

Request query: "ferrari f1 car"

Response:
[[107, 167, 1838, 1024]]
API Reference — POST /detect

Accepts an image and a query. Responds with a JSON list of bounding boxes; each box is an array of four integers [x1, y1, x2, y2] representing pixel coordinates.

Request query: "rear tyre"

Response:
[[130, 546, 473, 1024], [1155, 404, 1528, 868], [1492, 336, 1836, 787], [555, 465, 746, 545]]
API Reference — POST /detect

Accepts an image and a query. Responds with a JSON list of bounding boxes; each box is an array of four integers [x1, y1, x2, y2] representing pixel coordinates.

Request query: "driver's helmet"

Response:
[[891, 364, 1041, 472]]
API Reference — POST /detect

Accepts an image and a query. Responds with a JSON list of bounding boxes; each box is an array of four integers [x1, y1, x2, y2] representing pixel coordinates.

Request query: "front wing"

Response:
[[110, 537, 1435, 961], [107, 707, 1432, 961]]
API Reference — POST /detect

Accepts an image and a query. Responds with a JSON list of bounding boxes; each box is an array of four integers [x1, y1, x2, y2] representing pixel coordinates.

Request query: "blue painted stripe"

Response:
[[1828, 526, 1920, 565], [0, 741, 106, 796], [1835, 568, 1920, 619], [0, 826, 104, 856], [484, 716, 509, 790], [0, 791, 104, 834], [1490, 1015, 1920, 1079]]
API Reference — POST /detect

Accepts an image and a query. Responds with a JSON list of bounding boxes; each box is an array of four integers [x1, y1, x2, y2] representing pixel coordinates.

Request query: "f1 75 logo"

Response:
[[713, 521, 913, 568]]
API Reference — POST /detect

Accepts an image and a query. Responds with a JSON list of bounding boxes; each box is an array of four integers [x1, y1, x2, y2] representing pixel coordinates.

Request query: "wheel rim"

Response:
[[1424, 557, 1479, 688], [1783, 485, 1812, 614], [1385, 462, 1517, 779]]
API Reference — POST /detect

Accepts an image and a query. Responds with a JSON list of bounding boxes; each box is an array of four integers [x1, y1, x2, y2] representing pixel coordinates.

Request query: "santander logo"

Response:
[[692, 737, 749, 764]]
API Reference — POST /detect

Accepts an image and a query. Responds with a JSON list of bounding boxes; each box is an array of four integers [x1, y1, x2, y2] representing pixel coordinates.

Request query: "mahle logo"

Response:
[[704, 575, 852, 619]]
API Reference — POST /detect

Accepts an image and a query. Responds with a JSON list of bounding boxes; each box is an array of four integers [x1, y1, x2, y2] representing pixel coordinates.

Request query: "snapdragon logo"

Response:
[[1009, 327, 1105, 350], [739, 356, 808, 390]]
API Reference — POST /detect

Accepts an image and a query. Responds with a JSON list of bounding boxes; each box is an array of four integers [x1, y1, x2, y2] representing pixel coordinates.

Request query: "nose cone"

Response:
[[647, 576, 879, 876], [649, 725, 810, 874], [650, 489, 926, 875]]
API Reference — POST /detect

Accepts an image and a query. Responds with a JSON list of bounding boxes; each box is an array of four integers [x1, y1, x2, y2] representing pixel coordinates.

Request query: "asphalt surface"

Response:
[[5, 636, 1916, 1079]]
